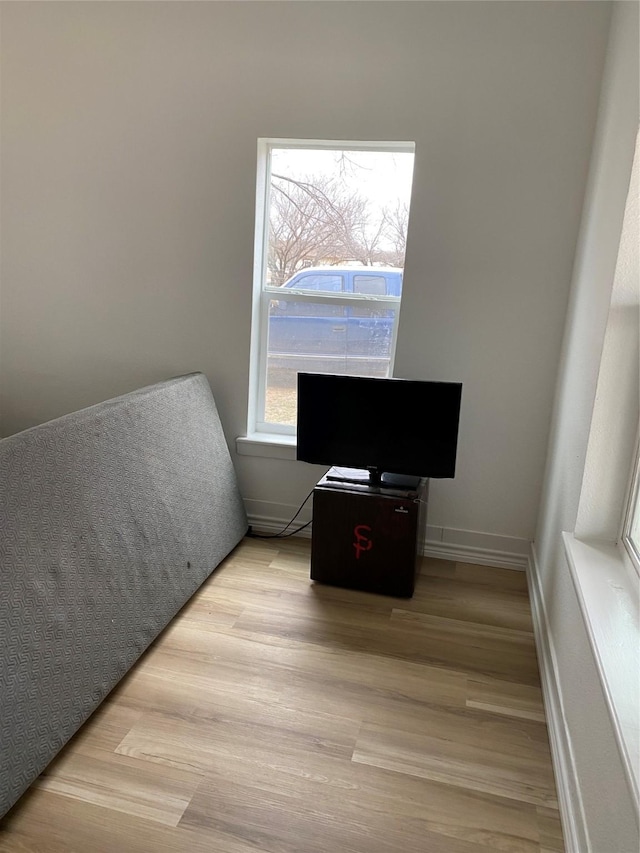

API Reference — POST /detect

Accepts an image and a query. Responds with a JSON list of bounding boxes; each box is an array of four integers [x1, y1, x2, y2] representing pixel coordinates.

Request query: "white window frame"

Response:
[[621, 433, 640, 575], [247, 138, 414, 439]]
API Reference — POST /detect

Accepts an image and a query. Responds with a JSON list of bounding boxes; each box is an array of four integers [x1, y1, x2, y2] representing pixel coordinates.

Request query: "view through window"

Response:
[[624, 443, 640, 574], [251, 140, 416, 433]]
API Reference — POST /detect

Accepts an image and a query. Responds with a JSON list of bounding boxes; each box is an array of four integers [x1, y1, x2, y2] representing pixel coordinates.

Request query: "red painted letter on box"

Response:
[[353, 524, 373, 560]]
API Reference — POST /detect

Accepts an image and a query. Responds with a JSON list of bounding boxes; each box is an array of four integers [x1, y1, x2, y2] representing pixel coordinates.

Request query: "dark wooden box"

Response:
[[310, 471, 428, 598]]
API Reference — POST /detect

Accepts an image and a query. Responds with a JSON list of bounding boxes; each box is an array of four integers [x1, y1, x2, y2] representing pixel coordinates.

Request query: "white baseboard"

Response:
[[245, 501, 529, 570], [527, 546, 589, 853], [248, 514, 313, 539], [423, 526, 529, 570], [244, 500, 313, 539], [422, 540, 527, 570]]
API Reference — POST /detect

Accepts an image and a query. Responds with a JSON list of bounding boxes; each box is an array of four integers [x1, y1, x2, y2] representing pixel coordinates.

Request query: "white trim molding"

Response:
[[244, 500, 530, 570], [236, 434, 296, 460], [527, 546, 590, 853], [423, 526, 529, 570]]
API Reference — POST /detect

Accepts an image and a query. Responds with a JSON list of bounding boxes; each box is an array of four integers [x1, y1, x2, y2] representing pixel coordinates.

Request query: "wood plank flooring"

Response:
[[0, 537, 564, 853]]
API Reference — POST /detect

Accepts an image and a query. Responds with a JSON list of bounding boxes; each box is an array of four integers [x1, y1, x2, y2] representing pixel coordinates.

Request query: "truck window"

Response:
[[289, 273, 344, 293], [353, 274, 386, 296]]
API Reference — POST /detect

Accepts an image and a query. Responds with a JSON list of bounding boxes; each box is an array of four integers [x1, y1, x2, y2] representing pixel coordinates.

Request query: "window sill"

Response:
[[236, 433, 297, 461], [562, 532, 640, 806]]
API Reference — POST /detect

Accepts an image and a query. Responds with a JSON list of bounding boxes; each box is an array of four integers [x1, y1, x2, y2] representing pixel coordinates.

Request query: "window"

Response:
[[249, 139, 415, 435]]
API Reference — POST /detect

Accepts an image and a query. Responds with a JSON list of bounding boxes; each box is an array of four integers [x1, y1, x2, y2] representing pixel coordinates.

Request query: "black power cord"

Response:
[[247, 486, 315, 539]]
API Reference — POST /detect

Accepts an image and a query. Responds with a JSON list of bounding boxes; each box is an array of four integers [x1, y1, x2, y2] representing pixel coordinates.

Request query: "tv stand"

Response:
[[311, 468, 428, 597]]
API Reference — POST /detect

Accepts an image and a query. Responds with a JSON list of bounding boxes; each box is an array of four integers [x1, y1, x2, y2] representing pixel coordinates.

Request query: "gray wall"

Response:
[[0, 2, 610, 546]]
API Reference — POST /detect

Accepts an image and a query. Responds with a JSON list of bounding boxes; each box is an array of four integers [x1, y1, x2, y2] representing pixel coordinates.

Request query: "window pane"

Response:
[[255, 140, 415, 429], [264, 364, 298, 427], [630, 505, 640, 549], [346, 305, 396, 372], [268, 298, 347, 350], [264, 298, 397, 425], [272, 298, 346, 319], [267, 147, 414, 287], [629, 488, 640, 559]]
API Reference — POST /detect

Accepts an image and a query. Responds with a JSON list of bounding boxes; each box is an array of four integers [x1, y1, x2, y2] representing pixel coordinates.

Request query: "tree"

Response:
[[268, 174, 342, 285], [380, 201, 409, 268], [267, 173, 407, 284]]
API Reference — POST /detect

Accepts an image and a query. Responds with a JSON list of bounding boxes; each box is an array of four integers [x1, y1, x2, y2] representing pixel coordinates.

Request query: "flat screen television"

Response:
[[296, 372, 462, 487]]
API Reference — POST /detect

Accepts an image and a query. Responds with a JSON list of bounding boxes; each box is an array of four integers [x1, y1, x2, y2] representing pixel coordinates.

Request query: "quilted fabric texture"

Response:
[[0, 373, 248, 817]]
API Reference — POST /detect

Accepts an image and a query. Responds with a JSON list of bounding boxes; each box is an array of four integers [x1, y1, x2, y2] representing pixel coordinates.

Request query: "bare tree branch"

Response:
[[267, 172, 409, 283]]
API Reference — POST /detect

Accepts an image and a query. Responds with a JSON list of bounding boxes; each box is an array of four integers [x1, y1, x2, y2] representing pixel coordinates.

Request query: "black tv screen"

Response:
[[296, 373, 462, 483]]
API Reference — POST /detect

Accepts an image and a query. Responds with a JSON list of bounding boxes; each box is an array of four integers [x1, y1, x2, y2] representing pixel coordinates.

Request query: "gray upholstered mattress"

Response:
[[0, 373, 248, 817]]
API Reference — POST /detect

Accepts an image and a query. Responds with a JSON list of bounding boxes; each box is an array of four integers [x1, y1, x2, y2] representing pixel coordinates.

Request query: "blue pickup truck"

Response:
[[267, 266, 402, 376]]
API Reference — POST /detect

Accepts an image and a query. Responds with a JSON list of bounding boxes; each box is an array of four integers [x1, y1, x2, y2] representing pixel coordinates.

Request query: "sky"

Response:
[[270, 146, 415, 213]]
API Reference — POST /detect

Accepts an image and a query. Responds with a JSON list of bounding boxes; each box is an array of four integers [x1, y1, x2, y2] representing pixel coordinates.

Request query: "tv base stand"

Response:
[[324, 467, 421, 491], [310, 468, 428, 598]]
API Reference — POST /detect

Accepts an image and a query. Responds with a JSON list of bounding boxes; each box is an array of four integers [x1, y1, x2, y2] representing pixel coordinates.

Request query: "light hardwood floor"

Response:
[[0, 537, 564, 853]]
